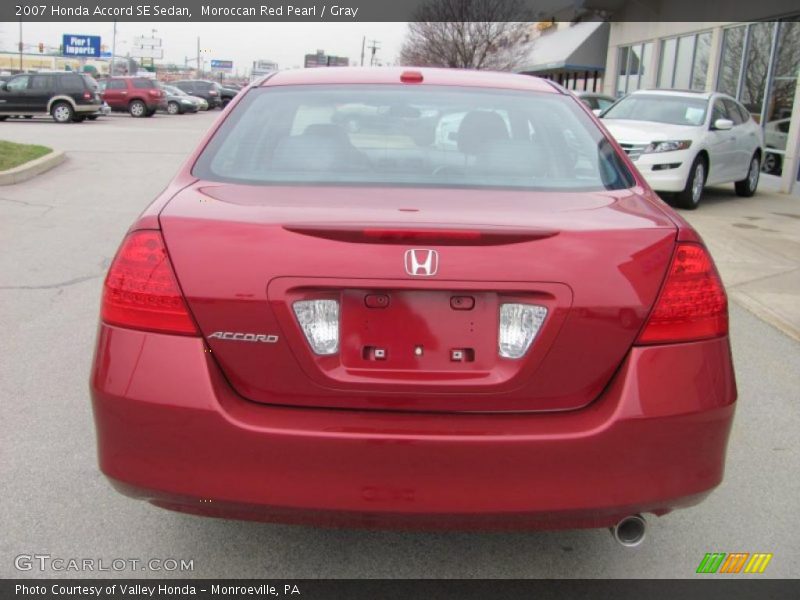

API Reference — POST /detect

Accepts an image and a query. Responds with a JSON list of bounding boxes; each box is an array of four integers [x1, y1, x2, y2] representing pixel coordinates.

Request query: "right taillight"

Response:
[[637, 242, 727, 344], [101, 230, 198, 336]]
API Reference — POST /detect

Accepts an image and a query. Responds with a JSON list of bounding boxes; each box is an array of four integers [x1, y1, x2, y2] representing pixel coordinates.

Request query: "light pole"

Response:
[[188, 39, 210, 77], [111, 20, 117, 75], [18, 19, 23, 71]]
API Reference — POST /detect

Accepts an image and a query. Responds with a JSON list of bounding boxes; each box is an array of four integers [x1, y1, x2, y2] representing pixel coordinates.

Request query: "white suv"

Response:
[[600, 90, 764, 209]]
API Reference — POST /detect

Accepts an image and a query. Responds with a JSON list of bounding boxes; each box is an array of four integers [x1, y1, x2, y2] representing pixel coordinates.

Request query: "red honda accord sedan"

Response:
[[90, 67, 735, 544]]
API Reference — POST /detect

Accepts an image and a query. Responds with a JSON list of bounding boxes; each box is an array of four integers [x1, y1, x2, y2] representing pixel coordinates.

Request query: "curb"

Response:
[[0, 150, 65, 185], [730, 291, 800, 343]]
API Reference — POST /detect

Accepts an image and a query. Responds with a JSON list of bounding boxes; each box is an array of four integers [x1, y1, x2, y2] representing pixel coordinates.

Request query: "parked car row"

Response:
[[0, 72, 241, 122]]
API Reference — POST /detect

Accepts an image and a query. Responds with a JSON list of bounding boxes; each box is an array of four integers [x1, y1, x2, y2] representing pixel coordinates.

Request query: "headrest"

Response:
[[457, 110, 509, 155]]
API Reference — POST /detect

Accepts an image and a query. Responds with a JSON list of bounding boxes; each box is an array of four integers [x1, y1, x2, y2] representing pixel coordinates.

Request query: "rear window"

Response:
[[602, 94, 709, 126], [132, 78, 156, 89], [193, 85, 634, 191], [59, 74, 85, 92]]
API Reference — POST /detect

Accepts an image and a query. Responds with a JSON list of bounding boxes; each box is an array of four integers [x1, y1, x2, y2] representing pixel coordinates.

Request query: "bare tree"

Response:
[[399, 0, 536, 71]]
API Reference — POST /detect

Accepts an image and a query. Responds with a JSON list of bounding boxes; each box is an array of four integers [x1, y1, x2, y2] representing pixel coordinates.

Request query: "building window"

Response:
[[658, 31, 712, 90], [718, 25, 746, 97], [741, 22, 774, 120], [691, 32, 712, 90], [616, 41, 654, 96], [715, 19, 799, 176]]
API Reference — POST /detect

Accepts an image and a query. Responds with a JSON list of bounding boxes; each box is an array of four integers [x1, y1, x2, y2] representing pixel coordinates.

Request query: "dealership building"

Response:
[[521, 1, 800, 194]]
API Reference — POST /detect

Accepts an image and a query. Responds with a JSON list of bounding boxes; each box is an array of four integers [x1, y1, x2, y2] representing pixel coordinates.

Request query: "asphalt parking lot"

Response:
[[1, 112, 799, 579]]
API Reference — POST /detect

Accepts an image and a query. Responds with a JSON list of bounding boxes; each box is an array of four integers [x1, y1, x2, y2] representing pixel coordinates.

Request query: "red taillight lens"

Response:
[[101, 230, 198, 335], [637, 243, 727, 344]]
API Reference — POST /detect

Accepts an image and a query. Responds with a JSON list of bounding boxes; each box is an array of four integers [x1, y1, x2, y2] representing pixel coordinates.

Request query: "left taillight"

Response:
[[101, 230, 198, 336]]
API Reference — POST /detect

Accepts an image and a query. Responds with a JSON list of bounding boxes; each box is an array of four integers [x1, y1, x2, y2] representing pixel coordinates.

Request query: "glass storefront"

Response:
[[716, 20, 800, 176], [718, 26, 745, 98], [616, 41, 653, 96], [657, 31, 712, 91]]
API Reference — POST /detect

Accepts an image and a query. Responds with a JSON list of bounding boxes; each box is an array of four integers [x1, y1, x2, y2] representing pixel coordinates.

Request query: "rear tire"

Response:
[[735, 154, 760, 197], [87, 115, 99, 121], [675, 155, 706, 210], [129, 100, 146, 118], [51, 101, 74, 124], [167, 101, 180, 115], [0, 116, 8, 121], [24, 115, 33, 119], [145, 109, 156, 117], [71, 114, 86, 123]]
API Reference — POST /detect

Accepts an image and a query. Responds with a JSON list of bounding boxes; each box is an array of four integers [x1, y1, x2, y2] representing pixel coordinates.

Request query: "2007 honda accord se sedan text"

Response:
[[90, 68, 736, 544]]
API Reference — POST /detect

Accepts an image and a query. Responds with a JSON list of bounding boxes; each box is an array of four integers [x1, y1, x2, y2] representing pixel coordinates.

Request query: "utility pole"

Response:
[[111, 20, 117, 76], [18, 19, 23, 71], [360, 36, 365, 67], [150, 29, 158, 69], [367, 40, 381, 67]]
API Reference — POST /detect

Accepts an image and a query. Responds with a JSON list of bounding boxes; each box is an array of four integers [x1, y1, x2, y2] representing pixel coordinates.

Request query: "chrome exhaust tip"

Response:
[[610, 514, 647, 547]]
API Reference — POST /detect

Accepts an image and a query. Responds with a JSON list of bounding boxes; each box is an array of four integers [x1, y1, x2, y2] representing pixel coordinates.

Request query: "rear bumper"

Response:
[[75, 102, 103, 114], [90, 325, 737, 530]]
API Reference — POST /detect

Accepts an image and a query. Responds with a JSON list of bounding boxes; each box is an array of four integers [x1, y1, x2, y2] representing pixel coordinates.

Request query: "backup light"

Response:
[[498, 303, 548, 359], [293, 299, 340, 355]]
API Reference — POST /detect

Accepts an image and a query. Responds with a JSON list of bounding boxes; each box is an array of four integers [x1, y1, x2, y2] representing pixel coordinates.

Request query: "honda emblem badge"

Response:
[[404, 249, 439, 277]]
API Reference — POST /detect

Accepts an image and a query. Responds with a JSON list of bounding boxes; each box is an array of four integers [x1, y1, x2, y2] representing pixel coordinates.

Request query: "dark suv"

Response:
[[172, 80, 226, 109], [0, 72, 102, 123], [101, 77, 167, 117]]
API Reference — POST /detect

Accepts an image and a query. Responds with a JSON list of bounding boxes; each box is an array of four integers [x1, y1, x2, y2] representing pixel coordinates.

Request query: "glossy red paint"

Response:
[[90, 67, 737, 529], [158, 185, 676, 413], [91, 324, 735, 529]]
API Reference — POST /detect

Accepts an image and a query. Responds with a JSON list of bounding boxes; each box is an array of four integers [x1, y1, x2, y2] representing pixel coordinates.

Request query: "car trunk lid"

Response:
[[159, 182, 676, 413]]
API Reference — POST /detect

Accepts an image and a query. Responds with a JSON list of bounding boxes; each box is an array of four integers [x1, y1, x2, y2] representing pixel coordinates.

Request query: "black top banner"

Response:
[[4, 0, 800, 22]]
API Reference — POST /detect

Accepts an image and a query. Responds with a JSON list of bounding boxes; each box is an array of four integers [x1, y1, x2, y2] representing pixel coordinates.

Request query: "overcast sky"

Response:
[[0, 21, 408, 73]]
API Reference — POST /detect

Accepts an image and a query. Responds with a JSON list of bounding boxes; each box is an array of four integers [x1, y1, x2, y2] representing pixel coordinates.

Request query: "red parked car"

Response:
[[90, 68, 736, 545], [100, 76, 167, 117]]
